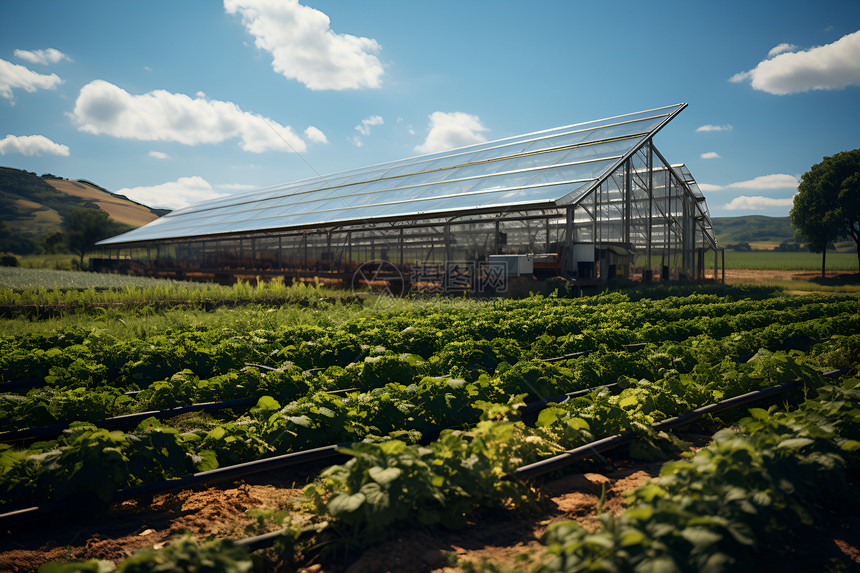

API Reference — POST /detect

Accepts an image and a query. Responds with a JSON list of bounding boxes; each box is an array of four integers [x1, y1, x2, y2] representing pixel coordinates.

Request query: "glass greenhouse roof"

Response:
[[99, 103, 687, 246]]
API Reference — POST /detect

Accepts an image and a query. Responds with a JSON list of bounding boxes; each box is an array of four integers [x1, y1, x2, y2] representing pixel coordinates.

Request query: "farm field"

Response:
[[723, 249, 858, 271], [0, 276, 858, 572]]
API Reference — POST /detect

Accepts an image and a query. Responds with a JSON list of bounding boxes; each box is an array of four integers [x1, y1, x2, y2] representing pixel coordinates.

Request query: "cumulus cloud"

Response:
[[415, 111, 489, 154], [695, 124, 732, 132], [767, 43, 799, 58], [148, 151, 169, 159], [699, 174, 798, 192], [0, 58, 62, 103], [726, 173, 798, 190], [71, 80, 306, 153], [14, 48, 71, 65], [224, 0, 384, 90], [730, 30, 860, 94], [304, 125, 328, 144], [355, 115, 383, 136], [723, 195, 795, 210], [0, 134, 69, 156], [115, 176, 226, 210], [700, 152, 720, 159]]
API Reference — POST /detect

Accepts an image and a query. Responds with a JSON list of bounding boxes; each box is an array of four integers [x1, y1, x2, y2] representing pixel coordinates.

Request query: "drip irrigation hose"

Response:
[[0, 443, 350, 528], [233, 368, 850, 552], [0, 368, 847, 532], [514, 368, 847, 480], [0, 398, 258, 443]]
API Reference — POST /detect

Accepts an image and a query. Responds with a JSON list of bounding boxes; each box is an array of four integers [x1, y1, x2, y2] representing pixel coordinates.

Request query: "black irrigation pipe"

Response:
[[520, 383, 621, 415], [514, 367, 848, 480], [0, 443, 350, 528], [0, 398, 257, 443], [1, 368, 849, 536], [230, 367, 851, 552], [0, 380, 613, 526]]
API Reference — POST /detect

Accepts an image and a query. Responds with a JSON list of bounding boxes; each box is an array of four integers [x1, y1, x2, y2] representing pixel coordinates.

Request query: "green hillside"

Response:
[[712, 215, 795, 248], [0, 166, 167, 254]]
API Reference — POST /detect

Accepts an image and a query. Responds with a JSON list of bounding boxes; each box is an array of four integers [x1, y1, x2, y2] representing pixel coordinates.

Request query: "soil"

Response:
[[0, 474, 304, 572], [722, 269, 847, 283], [0, 460, 660, 573], [3, 449, 860, 573]]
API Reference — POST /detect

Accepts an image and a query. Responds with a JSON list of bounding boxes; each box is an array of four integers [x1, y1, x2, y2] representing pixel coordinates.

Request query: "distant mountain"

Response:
[[0, 166, 169, 254], [712, 215, 795, 249]]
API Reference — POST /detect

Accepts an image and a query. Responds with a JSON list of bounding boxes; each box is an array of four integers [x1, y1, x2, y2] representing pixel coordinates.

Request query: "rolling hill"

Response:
[[0, 166, 169, 254], [712, 215, 795, 249]]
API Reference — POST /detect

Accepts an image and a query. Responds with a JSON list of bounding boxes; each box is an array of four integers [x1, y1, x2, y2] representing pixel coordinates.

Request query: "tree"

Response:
[[61, 208, 130, 268], [40, 230, 65, 254], [790, 149, 860, 277]]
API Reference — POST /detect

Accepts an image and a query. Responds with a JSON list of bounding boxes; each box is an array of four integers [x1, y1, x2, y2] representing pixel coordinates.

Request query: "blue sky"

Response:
[[1, 1, 859, 218]]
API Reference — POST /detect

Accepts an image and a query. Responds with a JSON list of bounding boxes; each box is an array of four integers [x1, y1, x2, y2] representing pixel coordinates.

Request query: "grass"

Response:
[[723, 250, 859, 271], [0, 300, 359, 339], [0, 268, 358, 307]]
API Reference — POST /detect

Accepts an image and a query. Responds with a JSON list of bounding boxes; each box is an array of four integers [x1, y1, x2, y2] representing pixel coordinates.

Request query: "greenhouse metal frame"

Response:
[[95, 103, 718, 290]]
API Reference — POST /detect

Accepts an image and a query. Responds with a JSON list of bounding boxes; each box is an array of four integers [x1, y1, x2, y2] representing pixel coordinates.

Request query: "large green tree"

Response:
[[790, 149, 860, 277], [61, 208, 130, 268]]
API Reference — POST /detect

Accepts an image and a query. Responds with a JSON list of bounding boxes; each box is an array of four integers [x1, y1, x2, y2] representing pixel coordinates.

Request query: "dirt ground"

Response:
[[0, 461, 660, 573], [0, 474, 303, 572], [723, 268, 848, 283]]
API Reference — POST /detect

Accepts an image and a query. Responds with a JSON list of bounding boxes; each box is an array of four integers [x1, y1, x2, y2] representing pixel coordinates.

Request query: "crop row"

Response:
[[37, 373, 860, 572], [0, 344, 833, 514], [2, 293, 856, 389], [2, 311, 858, 433]]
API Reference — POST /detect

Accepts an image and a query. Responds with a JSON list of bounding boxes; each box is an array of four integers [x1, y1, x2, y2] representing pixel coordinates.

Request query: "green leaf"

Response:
[[368, 466, 402, 486], [777, 437, 814, 450], [840, 439, 860, 452], [536, 408, 558, 427], [250, 395, 280, 415], [327, 492, 365, 515], [681, 527, 722, 548]]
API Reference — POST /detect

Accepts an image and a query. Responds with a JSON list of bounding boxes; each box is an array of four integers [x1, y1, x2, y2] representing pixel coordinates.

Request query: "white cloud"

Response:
[[0, 58, 63, 102], [148, 151, 169, 159], [349, 135, 363, 148], [415, 111, 489, 154], [0, 134, 69, 156], [767, 43, 799, 58], [224, 0, 384, 90], [695, 124, 732, 132], [731, 30, 860, 94], [700, 151, 720, 159], [304, 125, 328, 144], [355, 115, 383, 136], [726, 173, 798, 190], [14, 48, 71, 65], [723, 195, 795, 210], [115, 176, 225, 210], [698, 174, 798, 192], [71, 80, 306, 153], [218, 183, 257, 191]]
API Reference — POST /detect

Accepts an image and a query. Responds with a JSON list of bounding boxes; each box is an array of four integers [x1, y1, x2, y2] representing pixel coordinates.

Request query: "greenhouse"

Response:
[[94, 103, 719, 292]]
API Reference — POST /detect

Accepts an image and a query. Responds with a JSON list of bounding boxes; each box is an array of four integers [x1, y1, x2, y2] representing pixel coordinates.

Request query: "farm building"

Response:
[[94, 103, 718, 292]]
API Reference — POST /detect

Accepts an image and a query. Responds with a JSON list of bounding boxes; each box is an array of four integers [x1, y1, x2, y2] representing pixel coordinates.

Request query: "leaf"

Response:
[[536, 408, 558, 427], [776, 437, 814, 450], [250, 395, 280, 415], [368, 466, 402, 486], [681, 527, 722, 548], [840, 439, 860, 452], [327, 492, 365, 515]]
